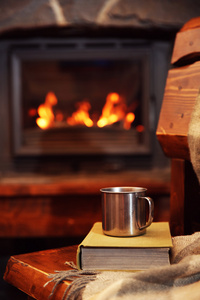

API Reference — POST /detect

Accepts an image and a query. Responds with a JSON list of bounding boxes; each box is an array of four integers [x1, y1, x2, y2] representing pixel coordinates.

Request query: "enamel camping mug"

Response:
[[100, 187, 154, 237]]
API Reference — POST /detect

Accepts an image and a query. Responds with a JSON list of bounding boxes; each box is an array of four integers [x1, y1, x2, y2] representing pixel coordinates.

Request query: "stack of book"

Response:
[[77, 222, 172, 271]]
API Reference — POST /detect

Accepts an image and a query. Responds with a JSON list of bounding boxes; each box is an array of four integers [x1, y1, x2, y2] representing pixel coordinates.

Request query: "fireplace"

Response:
[[5, 37, 170, 174], [0, 34, 171, 240], [0, 1, 181, 243]]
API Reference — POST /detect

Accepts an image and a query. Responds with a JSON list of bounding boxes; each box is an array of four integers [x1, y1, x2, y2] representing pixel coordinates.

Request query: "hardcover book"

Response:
[[77, 222, 172, 271]]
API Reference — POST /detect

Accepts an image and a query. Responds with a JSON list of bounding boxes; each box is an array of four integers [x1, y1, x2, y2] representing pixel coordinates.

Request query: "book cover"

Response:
[[77, 222, 172, 271]]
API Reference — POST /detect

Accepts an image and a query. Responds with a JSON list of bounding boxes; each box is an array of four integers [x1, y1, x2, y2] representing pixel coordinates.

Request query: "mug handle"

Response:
[[138, 196, 154, 230]]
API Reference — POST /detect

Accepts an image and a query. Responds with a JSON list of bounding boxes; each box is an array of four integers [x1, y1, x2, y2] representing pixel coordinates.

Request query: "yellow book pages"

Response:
[[80, 222, 172, 248]]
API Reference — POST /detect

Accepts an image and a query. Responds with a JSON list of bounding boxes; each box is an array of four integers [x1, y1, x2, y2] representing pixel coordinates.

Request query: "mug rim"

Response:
[[100, 186, 147, 193]]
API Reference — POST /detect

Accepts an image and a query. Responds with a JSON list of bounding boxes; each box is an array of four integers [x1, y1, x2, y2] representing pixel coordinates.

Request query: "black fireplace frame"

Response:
[[11, 38, 151, 157]]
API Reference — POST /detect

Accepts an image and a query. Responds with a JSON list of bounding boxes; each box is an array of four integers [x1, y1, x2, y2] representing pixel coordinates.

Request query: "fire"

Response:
[[36, 92, 58, 129], [124, 112, 135, 130], [97, 93, 126, 128], [67, 101, 94, 127], [35, 92, 136, 130]]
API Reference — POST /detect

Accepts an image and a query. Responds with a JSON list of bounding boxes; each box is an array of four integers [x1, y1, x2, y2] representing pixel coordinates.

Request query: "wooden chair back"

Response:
[[157, 17, 200, 236]]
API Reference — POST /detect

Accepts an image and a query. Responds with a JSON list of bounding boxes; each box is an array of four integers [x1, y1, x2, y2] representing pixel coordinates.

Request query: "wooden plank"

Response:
[[171, 17, 200, 65], [179, 16, 200, 32], [170, 159, 200, 236], [156, 135, 189, 161], [4, 245, 78, 300], [156, 61, 200, 159], [171, 26, 200, 65], [170, 159, 185, 236]]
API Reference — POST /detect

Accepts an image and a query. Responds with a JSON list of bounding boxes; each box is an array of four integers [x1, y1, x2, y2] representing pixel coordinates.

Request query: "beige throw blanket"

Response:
[[188, 89, 200, 183], [46, 232, 200, 300]]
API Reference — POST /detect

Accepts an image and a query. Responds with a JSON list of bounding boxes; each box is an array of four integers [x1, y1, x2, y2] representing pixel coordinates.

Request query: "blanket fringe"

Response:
[[44, 261, 99, 300]]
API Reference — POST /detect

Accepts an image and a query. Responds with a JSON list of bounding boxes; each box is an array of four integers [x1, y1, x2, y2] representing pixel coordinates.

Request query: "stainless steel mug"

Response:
[[100, 187, 154, 237]]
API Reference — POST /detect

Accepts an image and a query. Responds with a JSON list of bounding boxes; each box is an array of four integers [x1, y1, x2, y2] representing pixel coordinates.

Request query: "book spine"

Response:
[[76, 244, 82, 270]]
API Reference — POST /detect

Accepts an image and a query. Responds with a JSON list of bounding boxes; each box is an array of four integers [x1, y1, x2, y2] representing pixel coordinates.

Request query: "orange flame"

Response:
[[97, 93, 126, 128], [35, 91, 136, 130], [124, 112, 135, 130], [36, 92, 58, 129], [67, 101, 94, 127]]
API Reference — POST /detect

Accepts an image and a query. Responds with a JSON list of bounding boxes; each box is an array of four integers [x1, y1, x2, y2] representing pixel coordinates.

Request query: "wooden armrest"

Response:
[[4, 245, 78, 300]]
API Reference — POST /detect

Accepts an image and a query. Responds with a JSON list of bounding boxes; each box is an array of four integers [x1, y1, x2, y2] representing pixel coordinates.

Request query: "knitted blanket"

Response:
[[45, 232, 200, 300]]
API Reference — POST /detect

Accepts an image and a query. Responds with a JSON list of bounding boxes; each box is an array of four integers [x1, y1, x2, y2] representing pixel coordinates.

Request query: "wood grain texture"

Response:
[[156, 61, 200, 159], [157, 17, 200, 160], [170, 159, 185, 236], [171, 17, 200, 64], [170, 159, 200, 236], [157, 16, 200, 236], [4, 245, 77, 300], [171, 27, 200, 65]]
